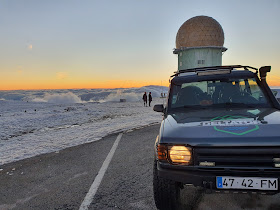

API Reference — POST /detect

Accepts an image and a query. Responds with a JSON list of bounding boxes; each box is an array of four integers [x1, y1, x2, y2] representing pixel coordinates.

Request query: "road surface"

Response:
[[1, 124, 280, 210]]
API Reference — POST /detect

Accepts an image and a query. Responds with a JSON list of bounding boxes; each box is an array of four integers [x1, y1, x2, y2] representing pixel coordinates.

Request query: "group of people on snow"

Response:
[[142, 92, 152, 107]]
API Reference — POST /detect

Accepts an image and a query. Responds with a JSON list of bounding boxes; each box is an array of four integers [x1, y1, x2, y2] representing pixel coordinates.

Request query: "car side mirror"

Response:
[[153, 104, 164, 112], [272, 90, 277, 97], [259, 66, 271, 80]]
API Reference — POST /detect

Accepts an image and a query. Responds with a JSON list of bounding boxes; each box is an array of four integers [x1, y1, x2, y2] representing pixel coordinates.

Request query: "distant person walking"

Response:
[[142, 92, 147, 107], [148, 92, 152, 107]]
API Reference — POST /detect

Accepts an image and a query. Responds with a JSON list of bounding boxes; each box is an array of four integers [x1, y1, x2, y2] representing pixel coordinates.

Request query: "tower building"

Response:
[[174, 16, 227, 71]]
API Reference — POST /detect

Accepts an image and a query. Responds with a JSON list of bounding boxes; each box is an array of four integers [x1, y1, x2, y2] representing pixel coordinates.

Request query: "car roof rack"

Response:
[[171, 65, 258, 78]]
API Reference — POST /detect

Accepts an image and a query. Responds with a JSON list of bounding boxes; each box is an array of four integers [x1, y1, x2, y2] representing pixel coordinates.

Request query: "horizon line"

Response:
[[0, 84, 170, 91]]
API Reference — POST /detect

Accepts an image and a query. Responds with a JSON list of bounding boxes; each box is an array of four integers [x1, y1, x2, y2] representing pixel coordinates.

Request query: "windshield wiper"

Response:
[[183, 105, 207, 109], [212, 103, 255, 108], [172, 103, 256, 110], [169, 105, 205, 110]]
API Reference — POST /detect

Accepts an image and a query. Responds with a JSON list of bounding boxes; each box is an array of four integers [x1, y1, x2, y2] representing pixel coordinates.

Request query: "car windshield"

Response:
[[170, 77, 271, 109]]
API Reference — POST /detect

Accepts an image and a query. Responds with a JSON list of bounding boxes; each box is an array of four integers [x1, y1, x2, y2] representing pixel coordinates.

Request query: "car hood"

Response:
[[161, 108, 280, 147]]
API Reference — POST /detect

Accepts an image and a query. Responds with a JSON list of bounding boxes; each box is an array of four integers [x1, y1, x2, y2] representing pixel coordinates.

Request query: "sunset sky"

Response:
[[1, 0, 280, 90]]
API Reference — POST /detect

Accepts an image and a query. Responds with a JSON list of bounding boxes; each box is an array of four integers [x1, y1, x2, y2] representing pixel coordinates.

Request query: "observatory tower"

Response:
[[174, 16, 227, 70]]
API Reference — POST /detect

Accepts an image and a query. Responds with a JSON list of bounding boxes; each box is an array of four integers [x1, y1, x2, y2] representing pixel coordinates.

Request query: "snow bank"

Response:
[[0, 98, 164, 165]]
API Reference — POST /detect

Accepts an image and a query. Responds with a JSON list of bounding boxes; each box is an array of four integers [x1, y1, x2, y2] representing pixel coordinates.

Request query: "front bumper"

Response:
[[157, 162, 280, 194]]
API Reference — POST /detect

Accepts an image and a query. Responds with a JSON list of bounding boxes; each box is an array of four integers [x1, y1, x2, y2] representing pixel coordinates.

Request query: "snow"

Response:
[[0, 86, 168, 166]]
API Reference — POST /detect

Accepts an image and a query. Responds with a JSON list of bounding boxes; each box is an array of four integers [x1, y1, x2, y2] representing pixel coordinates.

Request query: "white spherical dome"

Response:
[[176, 16, 224, 48]]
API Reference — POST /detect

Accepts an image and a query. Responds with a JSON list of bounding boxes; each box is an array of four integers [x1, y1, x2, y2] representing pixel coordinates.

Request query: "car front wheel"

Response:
[[153, 159, 181, 210]]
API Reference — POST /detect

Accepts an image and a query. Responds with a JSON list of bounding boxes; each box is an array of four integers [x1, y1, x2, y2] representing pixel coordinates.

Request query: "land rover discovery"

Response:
[[153, 65, 280, 209]]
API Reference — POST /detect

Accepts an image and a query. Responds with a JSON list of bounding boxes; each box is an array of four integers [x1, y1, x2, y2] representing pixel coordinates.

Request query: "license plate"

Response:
[[216, 176, 278, 190]]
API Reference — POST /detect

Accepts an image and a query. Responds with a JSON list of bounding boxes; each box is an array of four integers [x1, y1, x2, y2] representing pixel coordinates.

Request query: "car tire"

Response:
[[153, 159, 181, 210]]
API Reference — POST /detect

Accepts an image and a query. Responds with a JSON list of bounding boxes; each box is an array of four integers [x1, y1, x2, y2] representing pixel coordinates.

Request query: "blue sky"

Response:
[[1, 0, 280, 89]]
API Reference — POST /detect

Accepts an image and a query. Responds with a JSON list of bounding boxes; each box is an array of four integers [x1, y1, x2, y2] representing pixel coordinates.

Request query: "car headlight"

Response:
[[157, 144, 192, 165], [169, 146, 192, 165]]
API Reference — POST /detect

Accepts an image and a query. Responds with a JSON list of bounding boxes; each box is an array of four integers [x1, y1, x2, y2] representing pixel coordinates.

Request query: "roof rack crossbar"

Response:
[[171, 65, 258, 78]]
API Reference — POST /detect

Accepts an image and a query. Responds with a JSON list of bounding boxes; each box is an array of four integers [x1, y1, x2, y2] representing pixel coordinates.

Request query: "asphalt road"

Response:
[[1, 124, 280, 210]]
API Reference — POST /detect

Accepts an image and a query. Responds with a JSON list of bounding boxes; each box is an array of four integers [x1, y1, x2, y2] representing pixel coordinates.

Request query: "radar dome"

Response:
[[176, 16, 224, 48]]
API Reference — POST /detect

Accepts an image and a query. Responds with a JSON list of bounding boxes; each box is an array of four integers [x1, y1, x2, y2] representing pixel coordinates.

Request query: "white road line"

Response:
[[79, 133, 123, 210]]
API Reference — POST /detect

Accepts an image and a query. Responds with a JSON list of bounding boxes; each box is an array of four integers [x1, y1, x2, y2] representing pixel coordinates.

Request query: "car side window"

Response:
[[239, 79, 268, 103]]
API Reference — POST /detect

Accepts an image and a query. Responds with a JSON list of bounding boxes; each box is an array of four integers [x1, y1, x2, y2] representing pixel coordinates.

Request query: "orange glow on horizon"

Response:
[[267, 82, 280, 87], [1, 76, 279, 91], [267, 76, 280, 87], [0, 80, 170, 91], [1, 79, 280, 91]]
